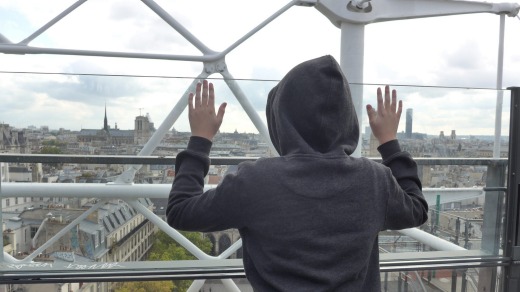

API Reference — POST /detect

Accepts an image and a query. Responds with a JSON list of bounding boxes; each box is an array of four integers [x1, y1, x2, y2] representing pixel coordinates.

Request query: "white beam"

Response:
[[398, 228, 466, 251], [316, 0, 520, 26]]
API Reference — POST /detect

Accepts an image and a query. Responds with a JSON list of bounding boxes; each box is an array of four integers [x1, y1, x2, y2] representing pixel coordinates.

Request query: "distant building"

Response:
[[1, 123, 27, 152], [405, 109, 413, 139], [77, 106, 154, 146], [134, 113, 155, 145], [451, 130, 456, 140], [4, 198, 155, 292], [7, 166, 32, 182]]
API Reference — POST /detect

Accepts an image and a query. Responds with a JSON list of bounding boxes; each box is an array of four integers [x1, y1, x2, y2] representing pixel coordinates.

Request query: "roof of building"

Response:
[[78, 129, 134, 137]]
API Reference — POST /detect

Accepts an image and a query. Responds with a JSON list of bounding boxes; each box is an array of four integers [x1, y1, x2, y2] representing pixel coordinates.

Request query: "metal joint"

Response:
[[347, 0, 373, 13], [296, 0, 317, 7], [203, 60, 227, 74]]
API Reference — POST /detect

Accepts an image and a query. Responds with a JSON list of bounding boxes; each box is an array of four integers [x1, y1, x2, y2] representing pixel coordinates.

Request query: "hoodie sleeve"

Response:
[[378, 140, 429, 230], [166, 136, 244, 232]]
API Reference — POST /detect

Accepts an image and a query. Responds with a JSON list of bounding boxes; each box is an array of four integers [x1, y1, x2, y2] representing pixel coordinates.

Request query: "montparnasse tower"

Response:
[[405, 108, 413, 139]]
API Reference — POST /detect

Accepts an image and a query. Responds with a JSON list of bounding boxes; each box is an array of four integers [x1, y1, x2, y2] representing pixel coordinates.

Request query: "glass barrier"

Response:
[[0, 267, 501, 292], [380, 267, 503, 292], [0, 72, 511, 291]]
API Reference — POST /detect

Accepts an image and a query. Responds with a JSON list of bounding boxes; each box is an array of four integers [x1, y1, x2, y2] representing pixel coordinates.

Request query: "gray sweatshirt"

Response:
[[167, 55, 428, 291]]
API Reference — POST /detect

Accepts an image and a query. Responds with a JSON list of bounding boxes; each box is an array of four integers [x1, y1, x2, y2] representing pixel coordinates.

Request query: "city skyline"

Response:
[[1, 0, 519, 136]]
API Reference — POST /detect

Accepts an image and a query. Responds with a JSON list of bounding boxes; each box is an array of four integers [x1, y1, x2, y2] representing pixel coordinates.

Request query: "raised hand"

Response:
[[188, 80, 227, 141], [366, 85, 402, 145]]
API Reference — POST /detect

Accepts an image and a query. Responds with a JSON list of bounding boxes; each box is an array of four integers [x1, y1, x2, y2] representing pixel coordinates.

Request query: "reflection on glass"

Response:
[[0, 73, 510, 291], [381, 267, 501, 292]]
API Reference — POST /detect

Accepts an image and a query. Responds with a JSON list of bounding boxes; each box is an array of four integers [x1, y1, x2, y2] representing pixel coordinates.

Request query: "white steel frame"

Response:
[[0, 0, 519, 291]]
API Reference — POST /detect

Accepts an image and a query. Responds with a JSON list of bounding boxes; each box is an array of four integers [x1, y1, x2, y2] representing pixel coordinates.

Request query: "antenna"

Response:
[[138, 108, 143, 116]]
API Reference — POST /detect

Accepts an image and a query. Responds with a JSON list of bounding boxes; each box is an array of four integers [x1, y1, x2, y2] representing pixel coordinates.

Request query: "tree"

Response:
[[40, 146, 62, 154], [41, 140, 65, 147], [39, 146, 63, 169], [147, 231, 213, 291], [116, 280, 173, 292], [115, 231, 213, 292], [149, 230, 212, 260]]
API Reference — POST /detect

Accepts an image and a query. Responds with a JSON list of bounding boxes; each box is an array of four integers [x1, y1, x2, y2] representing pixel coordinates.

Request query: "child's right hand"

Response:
[[188, 80, 227, 141], [366, 85, 402, 145]]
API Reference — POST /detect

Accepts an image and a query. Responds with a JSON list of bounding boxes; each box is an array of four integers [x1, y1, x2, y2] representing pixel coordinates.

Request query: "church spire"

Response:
[[103, 103, 109, 132]]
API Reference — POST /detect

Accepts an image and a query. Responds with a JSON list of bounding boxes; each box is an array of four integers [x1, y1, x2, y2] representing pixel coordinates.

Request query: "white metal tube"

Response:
[[24, 200, 108, 263], [218, 239, 243, 260], [1, 182, 171, 198], [221, 279, 242, 292], [32, 218, 48, 249], [19, 0, 88, 45], [130, 201, 243, 291], [220, 70, 278, 155], [0, 183, 486, 200], [127, 199, 215, 260], [493, 14, 505, 159], [0, 44, 217, 61], [138, 75, 208, 157], [115, 73, 209, 183], [0, 33, 11, 44], [187, 280, 206, 292], [2, 252, 22, 264], [339, 22, 365, 158], [398, 228, 466, 251], [0, 183, 482, 255], [140, 0, 214, 55], [222, 0, 298, 56]]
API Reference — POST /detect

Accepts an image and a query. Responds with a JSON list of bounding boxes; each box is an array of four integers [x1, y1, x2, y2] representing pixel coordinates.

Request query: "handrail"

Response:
[[0, 255, 510, 284], [0, 153, 509, 165]]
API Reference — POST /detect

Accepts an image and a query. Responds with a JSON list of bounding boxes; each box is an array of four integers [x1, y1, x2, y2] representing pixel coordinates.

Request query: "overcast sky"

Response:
[[1, 0, 519, 138]]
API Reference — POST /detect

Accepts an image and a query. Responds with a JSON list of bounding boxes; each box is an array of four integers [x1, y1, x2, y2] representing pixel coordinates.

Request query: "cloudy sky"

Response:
[[1, 0, 519, 138]]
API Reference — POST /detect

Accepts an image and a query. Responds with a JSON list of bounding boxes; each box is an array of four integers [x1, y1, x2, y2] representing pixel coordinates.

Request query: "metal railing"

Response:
[[1, 0, 519, 290], [0, 153, 511, 291]]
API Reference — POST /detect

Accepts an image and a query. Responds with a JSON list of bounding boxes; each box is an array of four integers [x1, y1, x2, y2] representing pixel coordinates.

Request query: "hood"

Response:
[[266, 55, 359, 156]]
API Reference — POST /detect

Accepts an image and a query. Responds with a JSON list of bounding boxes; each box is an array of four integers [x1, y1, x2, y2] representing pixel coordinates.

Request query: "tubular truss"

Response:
[[0, 1, 519, 291]]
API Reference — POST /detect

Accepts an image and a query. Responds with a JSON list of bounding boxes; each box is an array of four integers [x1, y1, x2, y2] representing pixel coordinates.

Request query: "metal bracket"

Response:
[[203, 59, 227, 74]]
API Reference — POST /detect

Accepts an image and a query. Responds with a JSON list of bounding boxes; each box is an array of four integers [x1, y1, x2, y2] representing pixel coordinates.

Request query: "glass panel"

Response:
[[2, 267, 500, 292], [0, 73, 510, 289], [380, 267, 502, 292]]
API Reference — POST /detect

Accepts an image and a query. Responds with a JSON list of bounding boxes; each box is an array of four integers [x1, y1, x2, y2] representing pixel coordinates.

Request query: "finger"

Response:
[[384, 85, 390, 112], [216, 102, 227, 125], [194, 82, 202, 107], [201, 80, 208, 105], [208, 82, 215, 111], [188, 92, 195, 118], [396, 100, 403, 120], [391, 89, 397, 113], [376, 87, 383, 115], [366, 104, 376, 122]]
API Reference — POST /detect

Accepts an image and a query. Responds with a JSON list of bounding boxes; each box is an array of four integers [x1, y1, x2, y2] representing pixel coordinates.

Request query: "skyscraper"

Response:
[[405, 108, 413, 139]]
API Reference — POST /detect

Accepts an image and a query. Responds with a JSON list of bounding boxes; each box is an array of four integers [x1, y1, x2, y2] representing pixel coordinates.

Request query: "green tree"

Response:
[[116, 280, 173, 292], [149, 231, 212, 260], [41, 140, 65, 147], [115, 231, 213, 292], [40, 146, 62, 154], [39, 146, 63, 170], [147, 231, 213, 291]]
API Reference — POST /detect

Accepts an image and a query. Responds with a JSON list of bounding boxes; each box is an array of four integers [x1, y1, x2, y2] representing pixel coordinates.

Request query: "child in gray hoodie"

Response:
[[167, 55, 428, 291]]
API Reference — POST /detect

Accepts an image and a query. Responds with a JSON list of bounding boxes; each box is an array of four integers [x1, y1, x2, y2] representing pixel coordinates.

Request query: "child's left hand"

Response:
[[188, 79, 227, 141]]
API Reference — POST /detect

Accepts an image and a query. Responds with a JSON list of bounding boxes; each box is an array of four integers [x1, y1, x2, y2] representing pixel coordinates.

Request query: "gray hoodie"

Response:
[[167, 55, 428, 291]]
